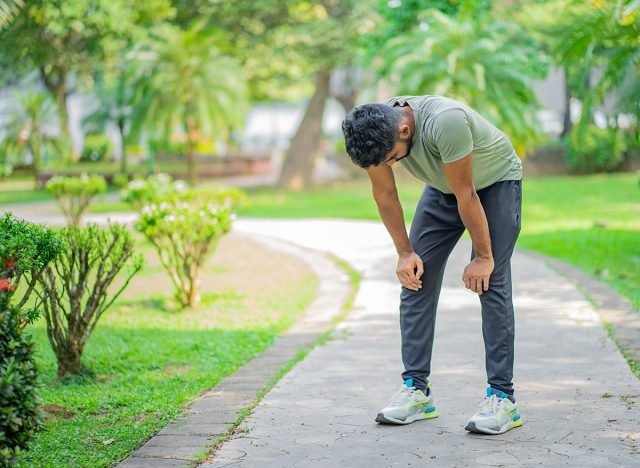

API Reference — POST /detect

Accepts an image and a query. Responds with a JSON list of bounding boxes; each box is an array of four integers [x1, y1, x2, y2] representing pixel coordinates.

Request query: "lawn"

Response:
[[4, 172, 638, 309], [238, 172, 640, 310], [15, 232, 318, 467]]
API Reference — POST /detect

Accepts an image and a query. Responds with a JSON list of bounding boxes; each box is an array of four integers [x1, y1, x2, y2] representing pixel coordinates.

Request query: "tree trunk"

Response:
[[277, 68, 332, 190], [118, 119, 127, 175], [40, 66, 75, 160], [186, 117, 198, 187], [30, 144, 41, 187], [57, 345, 82, 378], [561, 67, 573, 137]]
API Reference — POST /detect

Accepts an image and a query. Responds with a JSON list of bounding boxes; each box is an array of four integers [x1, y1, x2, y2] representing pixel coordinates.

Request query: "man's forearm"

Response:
[[375, 196, 412, 255], [457, 193, 493, 260]]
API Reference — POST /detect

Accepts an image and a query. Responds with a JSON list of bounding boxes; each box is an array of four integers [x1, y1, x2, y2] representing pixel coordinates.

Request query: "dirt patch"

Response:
[[116, 232, 316, 315], [42, 404, 75, 421]]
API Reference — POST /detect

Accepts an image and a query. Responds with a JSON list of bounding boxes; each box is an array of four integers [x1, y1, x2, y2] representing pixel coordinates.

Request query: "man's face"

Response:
[[382, 128, 413, 167]]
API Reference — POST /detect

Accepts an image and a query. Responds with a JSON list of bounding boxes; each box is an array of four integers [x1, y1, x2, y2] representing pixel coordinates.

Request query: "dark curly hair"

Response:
[[341, 103, 402, 168]]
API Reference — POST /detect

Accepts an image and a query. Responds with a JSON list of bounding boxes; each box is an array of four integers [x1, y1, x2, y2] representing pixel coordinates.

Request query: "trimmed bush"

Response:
[[120, 173, 186, 212], [45, 173, 108, 226], [0, 213, 62, 466], [80, 134, 113, 163], [565, 125, 627, 173], [34, 223, 144, 378]]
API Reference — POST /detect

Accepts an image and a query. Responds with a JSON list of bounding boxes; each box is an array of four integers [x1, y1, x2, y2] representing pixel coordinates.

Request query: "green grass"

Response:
[[15, 233, 318, 467], [233, 173, 640, 310]]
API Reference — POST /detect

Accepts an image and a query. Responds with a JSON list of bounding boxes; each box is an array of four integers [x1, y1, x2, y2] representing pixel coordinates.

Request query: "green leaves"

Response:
[[45, 174, 108, 226], [128, 22, 248, 149], [124, 174, 245, 309], [377, 6, 548, 152]]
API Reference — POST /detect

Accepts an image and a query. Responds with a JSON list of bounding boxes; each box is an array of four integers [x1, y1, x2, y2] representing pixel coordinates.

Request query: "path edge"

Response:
[[116, 232, 359, 468], [519, 248, 640, 378]]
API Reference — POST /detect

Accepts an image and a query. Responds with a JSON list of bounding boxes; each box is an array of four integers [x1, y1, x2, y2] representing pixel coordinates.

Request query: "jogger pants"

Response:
[[399, 179, 522, 396]]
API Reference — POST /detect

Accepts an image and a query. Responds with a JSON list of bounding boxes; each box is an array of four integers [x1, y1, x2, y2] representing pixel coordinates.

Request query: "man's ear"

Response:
[[398, 123, 411, 139]]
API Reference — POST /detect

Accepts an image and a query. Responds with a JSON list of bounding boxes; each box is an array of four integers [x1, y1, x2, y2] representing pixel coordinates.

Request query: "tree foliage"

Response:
[[129, 22, 248, 186], [376, 5, 548, 152], [0, 92, 67, 183]]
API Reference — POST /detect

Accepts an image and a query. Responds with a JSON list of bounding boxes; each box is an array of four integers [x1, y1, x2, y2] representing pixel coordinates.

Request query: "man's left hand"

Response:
[[463, 257, 494, 295]]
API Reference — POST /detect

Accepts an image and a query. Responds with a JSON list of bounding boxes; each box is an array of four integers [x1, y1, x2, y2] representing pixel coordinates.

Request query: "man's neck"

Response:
[[399, 105, 416, 137]]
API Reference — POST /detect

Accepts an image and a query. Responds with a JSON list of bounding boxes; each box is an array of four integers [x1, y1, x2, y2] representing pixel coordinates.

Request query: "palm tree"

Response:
[[379, 7, 548, 153], [130, 22, 248, 187], [0, 0, 23, 29], [552, 0, 640, 138], [83, 69, 135, 176], [1, 92, 65, 185]]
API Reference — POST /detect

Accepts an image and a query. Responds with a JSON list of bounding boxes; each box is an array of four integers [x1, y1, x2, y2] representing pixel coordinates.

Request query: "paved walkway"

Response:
[[202, 219, 640, 467]]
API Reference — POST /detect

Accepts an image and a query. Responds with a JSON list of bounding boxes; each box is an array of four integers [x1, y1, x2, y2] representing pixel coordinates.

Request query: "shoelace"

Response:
[[478, 394, 500, 414], [390, 383, 416, 404]]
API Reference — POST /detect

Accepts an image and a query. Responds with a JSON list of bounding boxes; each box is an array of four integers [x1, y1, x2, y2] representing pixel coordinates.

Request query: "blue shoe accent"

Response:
[[404, 378, 414, 388], [487, 387, 509, 399]]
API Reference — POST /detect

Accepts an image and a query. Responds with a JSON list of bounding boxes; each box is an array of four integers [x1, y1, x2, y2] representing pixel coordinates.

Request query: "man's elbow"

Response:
[[452, 185, 477, 205]]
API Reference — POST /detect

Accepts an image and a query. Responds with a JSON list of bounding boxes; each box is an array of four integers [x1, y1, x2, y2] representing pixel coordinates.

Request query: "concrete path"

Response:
[[199, 219, 640, 467]]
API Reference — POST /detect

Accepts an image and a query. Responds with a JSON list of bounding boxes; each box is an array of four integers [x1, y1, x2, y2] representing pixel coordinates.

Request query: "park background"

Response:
[[0, 0, 638, 466]]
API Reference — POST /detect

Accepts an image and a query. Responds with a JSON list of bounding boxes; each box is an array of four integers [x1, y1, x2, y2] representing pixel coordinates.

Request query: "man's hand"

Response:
[[463, 257, 494, 295], [397, 251, 424, 291]]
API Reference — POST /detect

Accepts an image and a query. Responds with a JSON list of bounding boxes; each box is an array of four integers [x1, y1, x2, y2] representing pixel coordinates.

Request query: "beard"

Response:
[[399, 135, 413, 157]]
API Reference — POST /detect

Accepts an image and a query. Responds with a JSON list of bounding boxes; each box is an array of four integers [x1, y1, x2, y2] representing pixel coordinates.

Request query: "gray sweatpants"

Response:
[[399, 179, 522, 396]]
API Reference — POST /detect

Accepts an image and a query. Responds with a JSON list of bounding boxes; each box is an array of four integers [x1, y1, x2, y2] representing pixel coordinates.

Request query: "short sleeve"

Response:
[[433, 109, 473, 163]]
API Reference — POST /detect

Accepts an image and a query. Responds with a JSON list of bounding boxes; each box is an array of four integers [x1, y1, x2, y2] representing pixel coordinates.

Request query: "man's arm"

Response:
[[367, 164, 423, 291], [443, 152, 494, 294]]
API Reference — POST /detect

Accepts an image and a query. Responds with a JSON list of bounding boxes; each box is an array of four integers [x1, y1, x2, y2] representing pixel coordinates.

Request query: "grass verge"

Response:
[[15, 233, 318, 467]]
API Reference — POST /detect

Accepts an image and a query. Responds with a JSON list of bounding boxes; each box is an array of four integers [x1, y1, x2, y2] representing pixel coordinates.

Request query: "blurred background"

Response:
[[0, 0, 638, 189], [0, 3, 638, 466]]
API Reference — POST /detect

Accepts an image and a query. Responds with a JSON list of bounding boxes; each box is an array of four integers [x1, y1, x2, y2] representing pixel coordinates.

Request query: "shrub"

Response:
[[45, 173, 108, 226], [0, 213, 62, 466], [79, 134, 113, 163], [564, 125, 627, 173], [134, 186, 246, 309], [34, 223, 144, 378], [120, 173, 186, 212]]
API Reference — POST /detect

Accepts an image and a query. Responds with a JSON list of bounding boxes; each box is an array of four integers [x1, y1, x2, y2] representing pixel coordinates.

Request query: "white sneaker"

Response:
[[465, 388, 523, 435], [375, 379, 438, 425]]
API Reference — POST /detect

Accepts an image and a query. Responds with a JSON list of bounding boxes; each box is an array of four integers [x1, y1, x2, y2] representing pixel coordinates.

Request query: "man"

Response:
[[341, 95, 523, 435]]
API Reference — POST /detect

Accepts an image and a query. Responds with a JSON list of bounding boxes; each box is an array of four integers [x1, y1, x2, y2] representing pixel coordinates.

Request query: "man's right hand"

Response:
[[396, 251, 424, 291]]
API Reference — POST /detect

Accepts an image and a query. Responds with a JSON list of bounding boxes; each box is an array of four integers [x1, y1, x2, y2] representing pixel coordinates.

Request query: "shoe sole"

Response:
[[375, 409, 439, 425], [464, 418, 523, 435]]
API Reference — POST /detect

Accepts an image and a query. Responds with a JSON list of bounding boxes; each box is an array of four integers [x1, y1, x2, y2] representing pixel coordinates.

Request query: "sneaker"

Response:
[[375, 378, 438, 425], [465, 388, 523, 435]]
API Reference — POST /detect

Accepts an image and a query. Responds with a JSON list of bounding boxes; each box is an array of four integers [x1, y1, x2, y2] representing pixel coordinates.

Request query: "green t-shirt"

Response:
[[383, 95, 522, 193]]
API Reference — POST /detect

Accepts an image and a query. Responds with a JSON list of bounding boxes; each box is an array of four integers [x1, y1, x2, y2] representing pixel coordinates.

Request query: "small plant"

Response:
[[80, 133, 113, 163], [45, 173, 108, 226], [133, 186, 246, 309], [0, 213, 62, 466], [121, 173, 186, 212], [34, 223, 144, 378]]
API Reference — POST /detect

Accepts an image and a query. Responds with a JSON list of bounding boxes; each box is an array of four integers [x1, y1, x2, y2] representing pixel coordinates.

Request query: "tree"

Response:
[[129, 22, 248, 187], [275, 0, 368, 189], [0, 0, 173, 157], [0, 0, 22, 29], [0, 92, 66, 185], [35, 223, 143, 377], [376, 4, 548, 153], [513, 0, 639, 140], [82, 68, 136, 175]]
